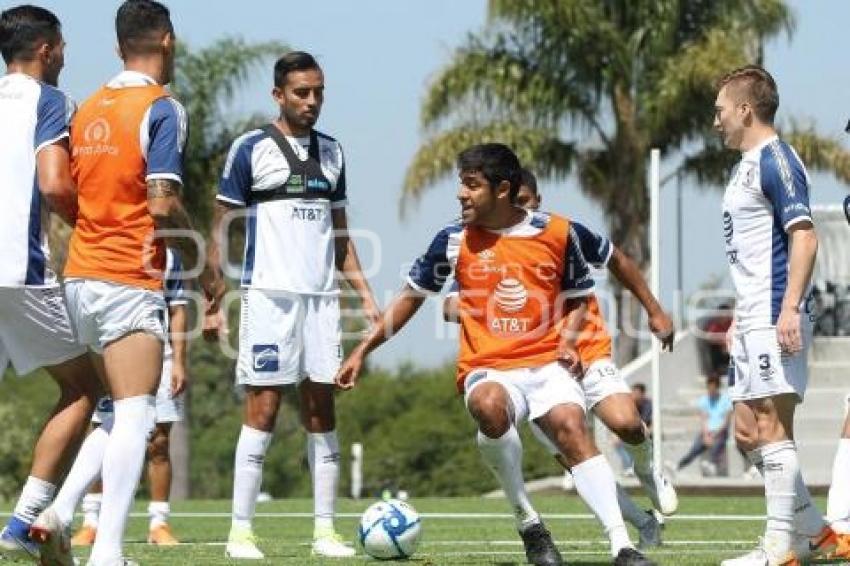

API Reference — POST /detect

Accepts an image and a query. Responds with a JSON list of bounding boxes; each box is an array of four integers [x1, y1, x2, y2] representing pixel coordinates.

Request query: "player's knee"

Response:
[[467, 389, 511, 434], [147, 432, 170, 462], [734, 428, 757, 452], [611, 420, 645, 445]]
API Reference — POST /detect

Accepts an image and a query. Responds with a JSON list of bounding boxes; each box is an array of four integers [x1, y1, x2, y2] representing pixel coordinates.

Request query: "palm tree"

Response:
[[402, 0, 850, 362]]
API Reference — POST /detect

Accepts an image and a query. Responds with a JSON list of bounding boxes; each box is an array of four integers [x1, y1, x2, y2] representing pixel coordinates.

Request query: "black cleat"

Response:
[[614, 546, 656, 566], [519, 522, 564, 566]]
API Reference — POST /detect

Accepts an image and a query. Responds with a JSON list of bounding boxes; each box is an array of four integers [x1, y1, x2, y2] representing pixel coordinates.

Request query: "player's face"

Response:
[[42, 32, 65, 87], [457, 170, 504, 226], [274, 68, 324, 134], [515, 185, 540, 211], [714, 86, 747, 150]]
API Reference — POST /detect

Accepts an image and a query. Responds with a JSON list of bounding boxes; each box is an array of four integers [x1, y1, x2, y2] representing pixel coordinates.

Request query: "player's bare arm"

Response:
[[37, 138, 78, 225], [335, 285, 426, 390], [169, 302, 188, 396], [557, 296, 588, 378], [147, 178, 216, 300], [331, 207, 381, 325], [201, 201, 231, 341], [607, 246, 675, 351], [777, 221, 818, 354], [442, 293, 460, 323]]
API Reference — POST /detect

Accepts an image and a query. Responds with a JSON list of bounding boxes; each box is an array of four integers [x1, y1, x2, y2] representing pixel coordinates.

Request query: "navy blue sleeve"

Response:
[[561, 225, 596, 296], [217, 134, 254, 206], [146, 97, 187, 183], [571, 221, 613, 268], [35, 86, 73, 153], [330, 143, 347, 205], [406, 228, 453, 293], [760, 142, 812, 230]]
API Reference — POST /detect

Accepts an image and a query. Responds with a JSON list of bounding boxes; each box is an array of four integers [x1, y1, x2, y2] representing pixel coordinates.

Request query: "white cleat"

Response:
[[30, 507, 74, 566], [637, 468, 678, 515], [720, 538, 799, 566], [225, 526, 265, 560], [85, 559, 138, 566], [636, 510, 662, 549], [311, 530, 356, 558]]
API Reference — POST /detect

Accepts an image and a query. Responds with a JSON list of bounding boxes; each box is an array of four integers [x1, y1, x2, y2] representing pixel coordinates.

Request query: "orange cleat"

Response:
[[147, 523, 179, 546], [827, 531, 850, 559], [807, 524, 839, 560], [70, 524, 96, 547]]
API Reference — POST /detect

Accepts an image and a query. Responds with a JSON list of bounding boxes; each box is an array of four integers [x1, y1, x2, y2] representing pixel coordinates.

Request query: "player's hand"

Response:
[[649, 310, 675, 352], [202, 305, 228, 342], [336, 349, 365, 391], [777, 306, 803, 354], [557, 341, 584, 379], [171, 362, 188, 397], [201, 267, 227, 314], [361, 295, 382, 328]]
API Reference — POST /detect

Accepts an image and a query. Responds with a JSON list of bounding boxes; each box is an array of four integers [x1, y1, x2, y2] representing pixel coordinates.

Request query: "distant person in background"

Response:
[[674, 376, 732, 476], [698, 303, 733, 381]]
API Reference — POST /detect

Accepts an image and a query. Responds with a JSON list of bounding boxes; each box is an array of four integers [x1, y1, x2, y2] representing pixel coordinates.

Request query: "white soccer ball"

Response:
[[357, 499, 422, 559]]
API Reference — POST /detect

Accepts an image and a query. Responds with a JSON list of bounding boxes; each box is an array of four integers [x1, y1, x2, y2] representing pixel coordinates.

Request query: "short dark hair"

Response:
[[632, 383, 647, 394], [519, 167, 538, 195], [717, 65, 779, 124], [457, 143, 522, 201], [116, 0, 173, 57], [707, 375, 721, 387], [0, 5, 61, 64], [274, 51, 321, 87]]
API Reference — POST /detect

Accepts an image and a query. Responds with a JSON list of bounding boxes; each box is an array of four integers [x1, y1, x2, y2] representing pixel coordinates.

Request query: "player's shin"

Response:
[[232, 425, 272, 530], [476, 428, 540, 530], [572, 454, 632, 557], [308, 431, 340, 535]]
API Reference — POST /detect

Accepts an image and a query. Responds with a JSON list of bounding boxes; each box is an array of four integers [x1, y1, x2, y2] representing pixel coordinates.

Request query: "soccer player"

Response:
[[714, 66, 833, 566], [442, 169, 676, 547], [31, 2, 214, 565], [337, 143, 655, 566], [205, 51, 380, 559], [67, 248, 189, 547], [0, 5, 105, 561]]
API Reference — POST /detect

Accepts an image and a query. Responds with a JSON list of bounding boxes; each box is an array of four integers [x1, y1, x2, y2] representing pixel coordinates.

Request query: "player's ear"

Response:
[[496, 179, 512, 201]]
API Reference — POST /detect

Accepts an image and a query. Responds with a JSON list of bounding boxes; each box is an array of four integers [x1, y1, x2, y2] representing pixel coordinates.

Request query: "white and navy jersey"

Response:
[[442, 214, 612, 296], [407, 210, 597, 297], [163, 248, 188, 308], [722, 135, 813, 331], [0, 73, 75, 287], [217, 126, 347, 294]]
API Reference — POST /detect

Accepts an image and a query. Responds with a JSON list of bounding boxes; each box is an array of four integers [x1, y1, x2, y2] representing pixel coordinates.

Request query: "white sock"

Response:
[[308, 431, 340, 534], [616, 483, 651, 529], [571, 454, 632, 556], [148, 501, 170, 530], [760, 441, 797, 558], [476, 427, 539, 531], [89, 395, 155, 565], [232, 425, 272, 531], [623, 431, 652, 477], [828, 439, 850, 533], [53, 421, 112, 528], [81, 493, 102, 529], [793, 465, 826, 537], [12, 476, 55, 526]]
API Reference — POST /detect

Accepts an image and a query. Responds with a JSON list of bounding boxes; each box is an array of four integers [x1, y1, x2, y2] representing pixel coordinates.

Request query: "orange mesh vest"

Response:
[[576, 295, 613, 366], [65, 84, 168, 290], [455, 213, 573, 392]]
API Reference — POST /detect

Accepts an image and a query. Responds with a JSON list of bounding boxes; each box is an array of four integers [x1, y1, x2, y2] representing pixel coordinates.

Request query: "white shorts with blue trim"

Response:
[[236, 289, 341, 387], [729, 325, 810, 402]]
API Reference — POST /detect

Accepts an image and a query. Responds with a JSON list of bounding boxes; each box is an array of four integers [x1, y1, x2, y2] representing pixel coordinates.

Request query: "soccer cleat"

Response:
[[30, 507, 74, 566], [147, 524, 179, 546], [636, 467, 678, 515], [827, 532, 850, 559], [637, 511, 662, 549], [0, 524, 40, 561], [613, 547, 656, 566], [719, 539, 800, 566], [311, 527, 356, 558], [85, 559, 139, 566], [71, 525, 97, 547], [225, 526, 264, 560], [518, 522, 563, 566], [802, 524, 838, 560]]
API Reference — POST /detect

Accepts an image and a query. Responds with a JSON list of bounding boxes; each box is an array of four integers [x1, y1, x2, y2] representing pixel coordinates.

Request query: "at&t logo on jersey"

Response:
[[75, 117, 119, 156], [252, 344, 279, 372], [490, 277, 531, 334]]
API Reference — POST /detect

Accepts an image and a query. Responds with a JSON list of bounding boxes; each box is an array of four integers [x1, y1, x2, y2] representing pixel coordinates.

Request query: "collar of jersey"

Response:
[[480, 209, 537, 236], [106, 70, 159, 89], [742, 134, 778, 160]]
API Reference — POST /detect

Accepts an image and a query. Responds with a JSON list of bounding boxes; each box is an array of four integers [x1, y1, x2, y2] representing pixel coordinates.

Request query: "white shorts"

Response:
[[581, 358, 631, 409], [65, 279, 167, 353], [463, 360, 586, 423], [0, 286, 86, 375], [236, 289, 342, 386], [93, 344, 183, 424], [729, 326, 810, 402]]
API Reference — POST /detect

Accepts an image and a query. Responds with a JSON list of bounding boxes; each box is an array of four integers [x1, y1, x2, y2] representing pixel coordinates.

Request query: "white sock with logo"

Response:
[[232, 425, 272, 531], [828, 439, 850, 533], [759, 441, 797, 559], [11, 476, 55, 527], [148, 501, 170, 530], [571, 454, 632, 557], [81, 493, 102, 529], [308, 431, 340, 535], [476, 427, 540, 531], [53, 419, 112, 528]]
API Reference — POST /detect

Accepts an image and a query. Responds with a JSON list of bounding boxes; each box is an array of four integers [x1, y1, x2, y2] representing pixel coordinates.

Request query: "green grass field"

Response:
[[6, 495, 845, 565]]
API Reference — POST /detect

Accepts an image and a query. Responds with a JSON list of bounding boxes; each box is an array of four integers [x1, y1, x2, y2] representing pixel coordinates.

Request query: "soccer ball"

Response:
[[357, 499, 422, 559]]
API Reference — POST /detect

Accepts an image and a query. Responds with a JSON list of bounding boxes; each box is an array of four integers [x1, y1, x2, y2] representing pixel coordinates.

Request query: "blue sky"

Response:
[[8, 0, 850, 370]]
